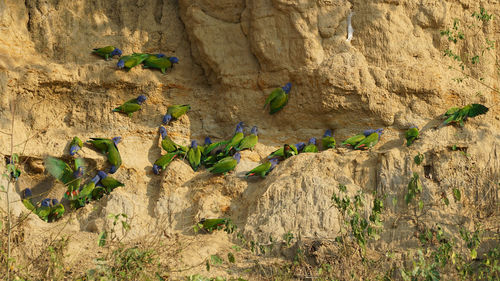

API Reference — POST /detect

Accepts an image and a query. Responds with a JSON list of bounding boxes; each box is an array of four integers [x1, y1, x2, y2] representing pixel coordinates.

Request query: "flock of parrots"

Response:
[[14, 46, 489, 230]]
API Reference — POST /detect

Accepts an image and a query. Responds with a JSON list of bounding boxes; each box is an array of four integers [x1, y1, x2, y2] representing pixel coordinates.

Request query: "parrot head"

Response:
[[191, 140, 198, 149], [69, 145, 79, 156], [97, 171, 108, 180], [324, 129, 332, 137], [111, 48, 122, 57], [136, 95, 147, 105], [112, 136, 122, 145], [162, 114, 172, 125], [159, 126, 168, 139], [117, 59, 125, 69], [23, 188, 33, 198], [51, 199, 59, 206], [74, 167, 84, 179], [204, 137, 212, 146], [169, 57, 179, 64], [308, 137, 317, 145], [155, 53, 165, 58], [250, 126, 258, 136], [41, 198, 51, 207], [233, 152, 241, 163], [295, 142, 306, 151], [363, 129, 376, 136], [152, 164, 161, 175], [235, 126, 244, 134], [109, 165, 118, 174], [282, 82, 292, 94], [91, 174, 101, 184]]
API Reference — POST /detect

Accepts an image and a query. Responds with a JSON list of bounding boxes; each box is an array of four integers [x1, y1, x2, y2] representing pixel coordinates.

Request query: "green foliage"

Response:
[[84, 247, 158, 280], [98, 213, 130, 247], [414, 153, 424, 166], [283, 231, 294, 247], [331, 184, 384, 252], [440, 8, 499, 92], [405, 173, 422, 206]]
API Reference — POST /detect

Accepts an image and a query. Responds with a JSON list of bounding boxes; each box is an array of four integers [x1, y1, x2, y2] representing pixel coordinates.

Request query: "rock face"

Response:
[[0, 0, 499, 277]]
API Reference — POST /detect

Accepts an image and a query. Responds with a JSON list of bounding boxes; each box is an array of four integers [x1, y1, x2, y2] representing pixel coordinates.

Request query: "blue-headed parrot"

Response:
[[112, 95, 147, 117], [92, 46, 122, 60], [303, 138, 319, 153], [162, 104, 191, 125], [245, 158, 279, 178], [208, 153, 240, 175], [236, 126, 258, 151], [264, 82, 292, 114], [321, 129, 336, 150]]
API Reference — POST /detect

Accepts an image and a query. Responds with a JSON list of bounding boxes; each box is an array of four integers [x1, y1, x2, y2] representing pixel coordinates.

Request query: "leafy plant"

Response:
[[331, 184, 384, 253]]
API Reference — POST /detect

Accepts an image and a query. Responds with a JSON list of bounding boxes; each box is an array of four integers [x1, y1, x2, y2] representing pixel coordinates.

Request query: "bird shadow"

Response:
[[144, 131, 164, 218]]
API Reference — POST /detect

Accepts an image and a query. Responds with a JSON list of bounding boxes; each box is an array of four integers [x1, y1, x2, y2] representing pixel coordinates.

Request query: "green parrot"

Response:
[[236, 126, 258, 151], [405, 126, 419, 147], [443, 104, 489, 127], [97, 171, 124, 193], [187, 140, 202, 171], [37, 199, 52, 222], [342, 134, 366, 147], [143, 55, 179, 74], [152, 152, 180, 175], [283, 144, 298, 159], [71, 174, 100, 208], [112, 95, 147, 117], [245, 159, 279, 178], [203, 152, 226, 168], [202, 137, 229, 157], [48, 199, 65, 221], [208, 153, 241, 175], [354, 129, 383, 150], [21, 188, 36, 212], [86, 137, 122, 154], [267, 142, 305, 159], [223, 122, 244, 154], [106, 141, 122, 174], [44, 156, 85, 199], [303, 138, 319, 153], [69, 136, 83, 156], [321, 129, 336, 150], [162, 104, 191, 125], [159, 126, 181, 153], [263, 82, 292, 114], [117, 53, 149, 70], [195, 218, 235, 234], [92, 46, 122, 60]]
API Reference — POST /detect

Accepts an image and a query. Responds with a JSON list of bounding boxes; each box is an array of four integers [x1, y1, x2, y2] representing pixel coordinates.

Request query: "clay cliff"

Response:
[[0, 0, 498, 279]]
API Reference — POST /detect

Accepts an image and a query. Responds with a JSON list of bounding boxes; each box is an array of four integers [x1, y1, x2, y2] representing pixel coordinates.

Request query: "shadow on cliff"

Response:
[[144, 129, 163, 217]]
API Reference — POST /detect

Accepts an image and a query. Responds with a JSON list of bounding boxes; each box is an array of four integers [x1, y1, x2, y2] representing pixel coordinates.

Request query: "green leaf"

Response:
[[121, 221, 130, 231], [453, 188, 461, 202], [392, 197, 397, 207], [98, 231, 107, 247], [443, 196, 450, 206], [228, 252, 235, 263], [414, 153, 424, 166], [418, 200, 424, 211], [210, 254, 223, 265], [471, 249, 477, 259]]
